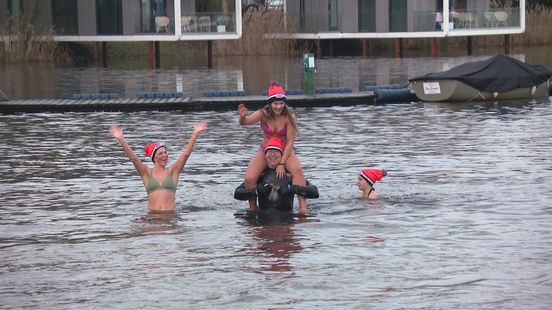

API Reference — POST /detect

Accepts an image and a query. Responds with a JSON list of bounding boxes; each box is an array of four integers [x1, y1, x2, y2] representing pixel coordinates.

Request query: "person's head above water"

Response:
[[264, 136, 284, 169], [358, 168, 387, 187], [358, 168, 387, 199], [144, 142, 167, 163]]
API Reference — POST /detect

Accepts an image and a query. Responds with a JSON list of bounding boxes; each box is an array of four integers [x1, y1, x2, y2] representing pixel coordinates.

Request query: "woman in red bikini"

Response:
[[237, 82, 308, 215], [109, 122, 207, 212]]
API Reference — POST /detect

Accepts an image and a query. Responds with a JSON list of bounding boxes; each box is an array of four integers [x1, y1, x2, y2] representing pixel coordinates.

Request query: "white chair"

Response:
[[484, 12, 495, 27], [198, 16, 211, 32], [494, 11, 509, 27], [155, 16, 170, 33], [181, 16, 193, 32]]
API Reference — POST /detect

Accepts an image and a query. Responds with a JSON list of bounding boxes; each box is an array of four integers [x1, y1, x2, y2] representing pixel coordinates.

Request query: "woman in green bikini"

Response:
[[109, 122, 207, 212]]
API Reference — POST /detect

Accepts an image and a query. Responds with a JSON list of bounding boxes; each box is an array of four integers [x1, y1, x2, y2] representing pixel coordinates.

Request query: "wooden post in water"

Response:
[[154, 41, 160, 69], [430, 38, 437, 57], [147, 42, 154, 70], [467, 36, 473, 55], [504, 35, 511, 54], [207, 40, 213, 69], [394, 38, 403, 58], [315, 39, 321, 58], [92, 42, 99, 65], [361, 39, 369, 57]]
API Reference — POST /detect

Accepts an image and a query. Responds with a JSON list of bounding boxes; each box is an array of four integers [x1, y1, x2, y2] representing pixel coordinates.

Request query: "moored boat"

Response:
[[409, 55, 551, 102]]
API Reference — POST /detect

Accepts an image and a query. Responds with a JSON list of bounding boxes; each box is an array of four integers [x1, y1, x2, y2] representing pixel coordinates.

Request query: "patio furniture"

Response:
[[198, 16, 211, 32], [494, 11, 509, 27], [155, 16, 170, 33], [181, 16, 197, 32]]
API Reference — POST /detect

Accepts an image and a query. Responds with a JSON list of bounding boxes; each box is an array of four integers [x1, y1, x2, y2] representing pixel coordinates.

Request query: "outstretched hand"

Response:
[[194, 122, 208, 134], [109, 125, 124, 141], [237, 103, 248, 119]]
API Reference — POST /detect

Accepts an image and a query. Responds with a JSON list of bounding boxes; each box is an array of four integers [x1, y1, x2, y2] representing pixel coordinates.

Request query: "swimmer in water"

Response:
[[109, 122, 207, 212], [358, 168, 387, 199]]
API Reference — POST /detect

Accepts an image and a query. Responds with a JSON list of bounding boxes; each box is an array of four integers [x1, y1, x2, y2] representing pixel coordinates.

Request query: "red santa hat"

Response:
[[359, 168, 387, 186], [267, 81, 287, 103], [264, 137, 284, 154], [144, 142, 166, 162]]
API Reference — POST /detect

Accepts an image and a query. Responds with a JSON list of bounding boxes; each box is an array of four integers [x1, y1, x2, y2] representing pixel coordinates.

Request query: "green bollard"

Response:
[[303, 53, 316, 95]]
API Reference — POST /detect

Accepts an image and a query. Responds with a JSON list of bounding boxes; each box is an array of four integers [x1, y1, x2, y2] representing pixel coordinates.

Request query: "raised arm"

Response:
[[109, 125, 149, 177], [238, 103, 263, 125], [172, 122, 208, 173]]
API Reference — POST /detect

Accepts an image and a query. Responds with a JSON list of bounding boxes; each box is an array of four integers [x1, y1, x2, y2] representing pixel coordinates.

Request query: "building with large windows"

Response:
[[282, 0, 524, 38], [0, 0, 242, 41]]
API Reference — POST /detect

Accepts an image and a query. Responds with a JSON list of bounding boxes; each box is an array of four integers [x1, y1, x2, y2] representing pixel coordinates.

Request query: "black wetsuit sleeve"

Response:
[[234, 182, 257, 200], [290, 181, 319, 199]]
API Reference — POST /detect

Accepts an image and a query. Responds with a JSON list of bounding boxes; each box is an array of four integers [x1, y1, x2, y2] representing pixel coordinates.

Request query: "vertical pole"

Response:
[[504, 35, 511, 54], [467, 36, 473, 55], [315, 39, 321, 58], [92, 42, 99, 65], [102, 42, 108, 67], [430, 38, 437, 57], [147, 42, 154, 70], [394, 38, 402, 58], [154, 41, 160, 69], [207, 40, 213, 69], [361, 39, 369, 57]]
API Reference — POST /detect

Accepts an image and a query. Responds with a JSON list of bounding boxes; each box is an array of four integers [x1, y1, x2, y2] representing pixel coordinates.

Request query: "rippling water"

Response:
[[1, 97, 552, 308]]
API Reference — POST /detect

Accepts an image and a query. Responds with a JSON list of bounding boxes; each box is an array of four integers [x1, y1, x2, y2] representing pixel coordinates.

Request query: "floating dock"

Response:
[[0, 92, 383, 114]]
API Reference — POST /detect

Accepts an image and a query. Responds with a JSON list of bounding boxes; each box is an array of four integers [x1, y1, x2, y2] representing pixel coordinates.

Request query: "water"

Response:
[[1, 49, 552, 308], [2, 46, 551, 100]]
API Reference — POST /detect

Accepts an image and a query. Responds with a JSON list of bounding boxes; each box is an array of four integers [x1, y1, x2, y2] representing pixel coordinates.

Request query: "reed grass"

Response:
[[213, 9, 306, 56], [0, 17, 72, 64]]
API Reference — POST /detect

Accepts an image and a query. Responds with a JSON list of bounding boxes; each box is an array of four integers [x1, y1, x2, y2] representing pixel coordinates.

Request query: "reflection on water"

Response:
[[2, 46, 551, 100], [1, 53, 552, 308]]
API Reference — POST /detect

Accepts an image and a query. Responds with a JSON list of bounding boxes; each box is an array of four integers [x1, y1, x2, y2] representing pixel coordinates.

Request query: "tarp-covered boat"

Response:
[[409, 55, 551, 102]]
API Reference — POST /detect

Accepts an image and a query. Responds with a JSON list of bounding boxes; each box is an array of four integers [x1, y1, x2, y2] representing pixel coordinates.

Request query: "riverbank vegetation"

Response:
[[0, 18, 72, 63]]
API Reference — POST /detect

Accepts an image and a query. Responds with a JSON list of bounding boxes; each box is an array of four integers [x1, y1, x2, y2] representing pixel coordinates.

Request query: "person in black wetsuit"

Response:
[[234, 137, 318, 214]]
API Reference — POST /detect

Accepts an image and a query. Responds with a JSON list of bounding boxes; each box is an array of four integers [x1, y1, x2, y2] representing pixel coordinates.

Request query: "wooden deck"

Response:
[[0, 92, 377, 114]]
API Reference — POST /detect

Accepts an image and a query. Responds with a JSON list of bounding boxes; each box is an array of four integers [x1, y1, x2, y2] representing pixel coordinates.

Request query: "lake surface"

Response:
[[1, 48, 552, 308]]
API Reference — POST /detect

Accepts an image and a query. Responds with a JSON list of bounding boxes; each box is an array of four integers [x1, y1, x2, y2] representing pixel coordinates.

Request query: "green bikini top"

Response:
[[146, 174, 177, 194]]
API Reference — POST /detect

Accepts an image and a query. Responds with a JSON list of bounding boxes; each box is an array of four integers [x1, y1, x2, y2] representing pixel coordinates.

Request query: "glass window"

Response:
[[96, 0, 122, 35], [52, 0, 78, 35], [329, 0, 338, 31], [358, 0, 375, 32]]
